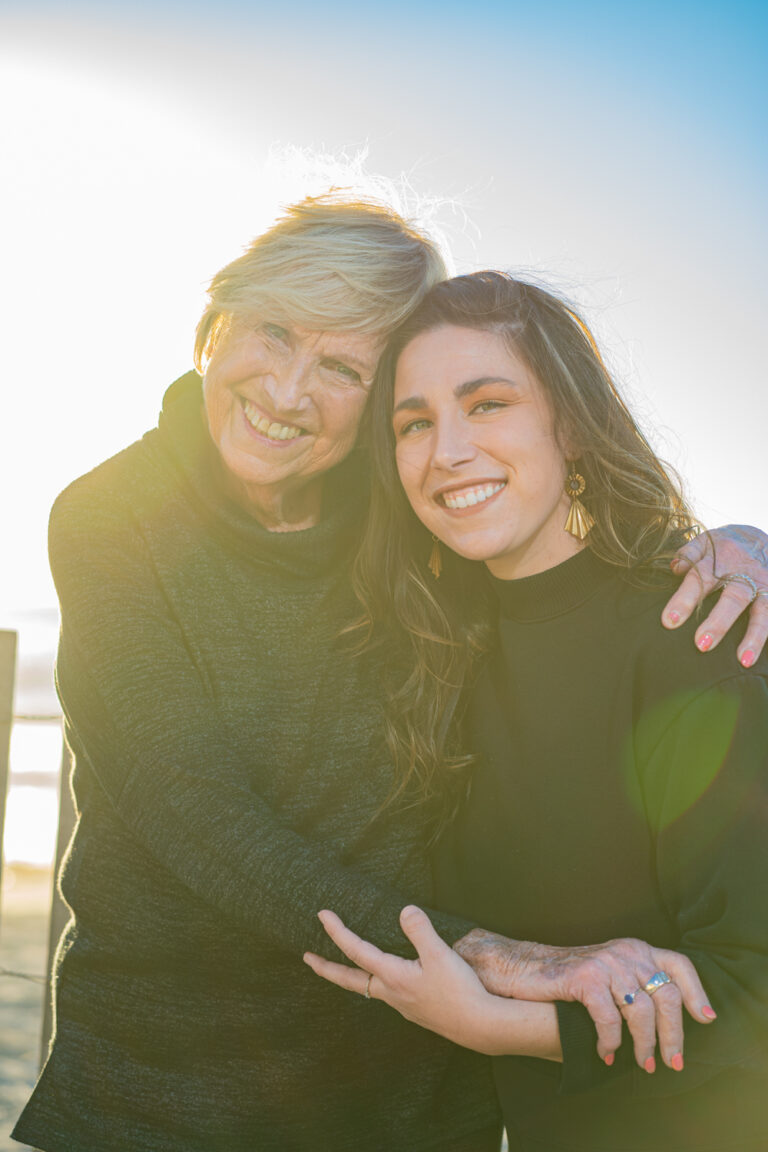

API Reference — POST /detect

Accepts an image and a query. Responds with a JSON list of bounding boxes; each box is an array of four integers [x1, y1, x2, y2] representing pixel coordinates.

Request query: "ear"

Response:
[[559, 438, 582, 466]]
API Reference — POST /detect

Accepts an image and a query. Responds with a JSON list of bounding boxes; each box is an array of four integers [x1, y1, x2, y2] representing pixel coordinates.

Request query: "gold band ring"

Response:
[[364, 973, 373, 1000], [643, 971, 673, 996]]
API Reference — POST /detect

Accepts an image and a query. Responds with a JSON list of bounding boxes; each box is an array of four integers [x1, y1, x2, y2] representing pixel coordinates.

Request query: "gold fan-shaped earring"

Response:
[[564, 467, 595, 540], [428, 534, 442, 579]]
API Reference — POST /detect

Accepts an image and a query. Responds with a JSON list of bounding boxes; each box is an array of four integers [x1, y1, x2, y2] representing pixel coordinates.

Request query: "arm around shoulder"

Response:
[[48, 478, 472, 959]]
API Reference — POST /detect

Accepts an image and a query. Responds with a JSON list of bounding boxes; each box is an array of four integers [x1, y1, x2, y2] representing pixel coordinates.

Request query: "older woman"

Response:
[[13, 200, 768, 1152], [307, 271, 768, 1151]]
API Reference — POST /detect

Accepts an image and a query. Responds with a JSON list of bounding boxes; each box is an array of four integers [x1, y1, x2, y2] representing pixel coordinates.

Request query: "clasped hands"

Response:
[[304, 907, 715, 1073]]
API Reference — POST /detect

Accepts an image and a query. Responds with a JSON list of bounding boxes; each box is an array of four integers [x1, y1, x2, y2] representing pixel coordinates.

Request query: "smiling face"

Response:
[[393, 325, 583, 580], [203, 318, 383, 527]]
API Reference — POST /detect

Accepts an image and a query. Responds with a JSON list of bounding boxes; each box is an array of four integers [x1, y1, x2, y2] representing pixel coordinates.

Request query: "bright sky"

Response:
[[1, 0, 766, 612]]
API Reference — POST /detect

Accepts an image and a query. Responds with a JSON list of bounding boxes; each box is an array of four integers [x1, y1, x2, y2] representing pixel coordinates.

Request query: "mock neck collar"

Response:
[[488, 547, 616, 622]]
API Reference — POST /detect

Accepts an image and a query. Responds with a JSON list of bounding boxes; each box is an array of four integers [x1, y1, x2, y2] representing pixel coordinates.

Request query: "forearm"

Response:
[[483, 998, 562, 1061]]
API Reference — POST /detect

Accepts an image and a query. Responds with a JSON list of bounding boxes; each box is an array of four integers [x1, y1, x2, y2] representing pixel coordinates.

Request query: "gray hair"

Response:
[[194, 191, 449, 371]]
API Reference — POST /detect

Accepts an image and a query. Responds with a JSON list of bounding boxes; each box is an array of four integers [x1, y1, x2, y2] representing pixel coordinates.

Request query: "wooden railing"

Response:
[[0, 631, 16, 902], [0, 629, 75, 1064]]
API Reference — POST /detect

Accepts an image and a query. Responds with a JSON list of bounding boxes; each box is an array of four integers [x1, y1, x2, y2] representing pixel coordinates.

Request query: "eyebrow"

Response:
[[322, 351, 370, 373], [394, 376, 520, 414]]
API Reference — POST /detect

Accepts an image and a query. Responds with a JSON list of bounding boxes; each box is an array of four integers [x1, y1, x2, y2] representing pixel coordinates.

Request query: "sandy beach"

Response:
[[0, 865, 53, 1152]]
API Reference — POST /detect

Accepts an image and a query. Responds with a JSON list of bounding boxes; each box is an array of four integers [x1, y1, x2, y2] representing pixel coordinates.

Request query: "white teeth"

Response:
[[243, 400, 303, 441], [442, 482, 505, 510]]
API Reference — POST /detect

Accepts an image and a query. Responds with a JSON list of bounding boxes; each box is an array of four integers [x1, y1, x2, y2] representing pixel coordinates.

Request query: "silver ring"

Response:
[[756, 589, 768, 601], [364, 973, 373, 1000], [643, 970, 673, 996], [717, 573, 759, 604], [622, 987, 643, 1006]]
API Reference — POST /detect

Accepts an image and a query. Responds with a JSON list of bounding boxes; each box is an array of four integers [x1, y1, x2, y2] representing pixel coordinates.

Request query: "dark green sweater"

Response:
[[13, 374, 498, 1152], [435, 549, 768, 1150]]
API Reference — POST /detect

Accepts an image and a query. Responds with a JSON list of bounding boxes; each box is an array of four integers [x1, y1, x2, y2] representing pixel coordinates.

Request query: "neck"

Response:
[[485, 532, 585, 581], [223, 469, 324, 532]]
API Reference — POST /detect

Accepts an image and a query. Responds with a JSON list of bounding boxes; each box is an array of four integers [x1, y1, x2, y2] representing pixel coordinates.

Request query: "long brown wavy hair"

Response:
[[350, 271, 700, 830]]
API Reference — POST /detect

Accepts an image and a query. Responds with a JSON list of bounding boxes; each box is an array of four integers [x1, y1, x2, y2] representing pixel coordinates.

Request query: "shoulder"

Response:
[[49, 375, 204, 569], [48, 435, 166, 561], [611, 573, 768, 762], [50, 371, 201, 541], [612, 570, 761, 687]]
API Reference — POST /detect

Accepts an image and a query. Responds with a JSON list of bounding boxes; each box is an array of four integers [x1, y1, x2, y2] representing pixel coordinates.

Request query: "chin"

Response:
[[445, 532, 516, 566]]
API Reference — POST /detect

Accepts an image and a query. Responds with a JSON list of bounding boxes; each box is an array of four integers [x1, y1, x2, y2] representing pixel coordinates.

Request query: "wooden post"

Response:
[[0, 629, 18, 906], [40, 736, 76, 1065]]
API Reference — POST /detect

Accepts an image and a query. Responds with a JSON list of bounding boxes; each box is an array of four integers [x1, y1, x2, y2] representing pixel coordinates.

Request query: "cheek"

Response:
[[395, 447, 423, 504], [203, 374, 234, 440], [325, 395, 368, 450]]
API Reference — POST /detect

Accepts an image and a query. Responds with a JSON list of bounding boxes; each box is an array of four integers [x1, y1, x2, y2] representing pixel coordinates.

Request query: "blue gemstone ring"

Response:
[[643, 970, 673, 996], [623, 987, 642, 1005]]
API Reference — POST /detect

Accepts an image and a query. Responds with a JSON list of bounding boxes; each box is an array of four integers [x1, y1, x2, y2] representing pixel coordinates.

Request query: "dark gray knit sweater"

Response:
[[13, 373, 498, 1152]]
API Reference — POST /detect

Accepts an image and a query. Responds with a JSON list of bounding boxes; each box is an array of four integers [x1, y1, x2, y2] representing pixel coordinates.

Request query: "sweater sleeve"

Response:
[[638, 673, 768, 1091], [49, 484, 474, 960], [557, 672, 768, 1100], [557, 672, 768, 1099]]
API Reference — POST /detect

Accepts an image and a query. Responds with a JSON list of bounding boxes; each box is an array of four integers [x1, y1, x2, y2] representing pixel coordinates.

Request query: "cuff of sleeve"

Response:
[[433, 913, 478, 950], [556, 1002, 616, 1095]]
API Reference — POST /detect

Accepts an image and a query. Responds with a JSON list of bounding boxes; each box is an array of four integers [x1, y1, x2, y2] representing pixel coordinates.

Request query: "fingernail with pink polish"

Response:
[[671, 1053, 684, 1071], [702, 1005, 717, 1020], [740, 649, 756, 668], [697, 633, 713, 652], [644, 1057, 656, 1074], [604, 1053, 614, 1067], [667, 610, 681, 625]]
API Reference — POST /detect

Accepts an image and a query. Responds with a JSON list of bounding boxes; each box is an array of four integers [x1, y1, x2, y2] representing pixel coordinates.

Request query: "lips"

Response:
[[241, 397, 306, 442], [437, 480, 507, 510]]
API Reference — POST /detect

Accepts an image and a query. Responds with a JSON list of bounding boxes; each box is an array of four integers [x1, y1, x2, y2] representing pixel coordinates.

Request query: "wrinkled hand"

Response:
[[454, 929, 715, 1072], [304, 907, 560, 1059], [663, 525, 768, 664]]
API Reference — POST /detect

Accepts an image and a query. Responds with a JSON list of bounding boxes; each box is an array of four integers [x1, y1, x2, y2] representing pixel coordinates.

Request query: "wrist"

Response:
[[490, 999, 562, 1061], [453, 928, 543, 997]]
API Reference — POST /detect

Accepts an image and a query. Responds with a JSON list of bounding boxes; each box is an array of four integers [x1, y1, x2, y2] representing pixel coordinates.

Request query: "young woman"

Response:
[[305, 272, 768, 1151]]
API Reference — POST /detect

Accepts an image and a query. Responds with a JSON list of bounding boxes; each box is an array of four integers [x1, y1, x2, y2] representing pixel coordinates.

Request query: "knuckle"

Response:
[[678, 537, 706, 563], [673, 585, 702, 611], [630, 999, 655, 1025], [719, 586, 752, 608], [663, 950, 692, 976], [615, 938, 645, 964], [656, 986, 683, 1013], [747, 608, 768, 631], [677, 955, 697, 980]]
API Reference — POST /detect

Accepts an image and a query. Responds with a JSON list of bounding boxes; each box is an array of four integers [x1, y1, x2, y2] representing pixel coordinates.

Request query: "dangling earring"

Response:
[[564, 466, 595, 540], [428, 534, 442, 579]]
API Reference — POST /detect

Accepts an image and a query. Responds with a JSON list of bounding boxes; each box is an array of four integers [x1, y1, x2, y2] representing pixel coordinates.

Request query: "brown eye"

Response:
[[471, 400, 506, 415]]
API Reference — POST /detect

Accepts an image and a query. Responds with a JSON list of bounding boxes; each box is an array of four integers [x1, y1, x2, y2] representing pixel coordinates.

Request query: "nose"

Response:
[[430, 415, 476, 471], [262, 350, 314, 415]]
